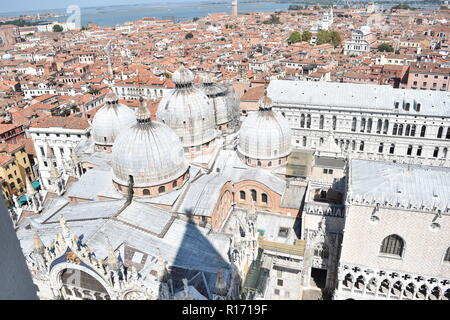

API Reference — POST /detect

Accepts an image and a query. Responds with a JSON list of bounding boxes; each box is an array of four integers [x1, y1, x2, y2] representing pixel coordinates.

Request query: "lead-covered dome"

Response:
[[201, 74, 238, 128], [112, 101, 189, 191], [157, 66, 216, 149], [238, 96, 292, 165], [92, 92, 137, 149]]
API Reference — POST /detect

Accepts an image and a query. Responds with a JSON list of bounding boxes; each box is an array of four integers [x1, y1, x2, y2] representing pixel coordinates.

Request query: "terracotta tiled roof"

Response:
[[30, 116, 89, 130]]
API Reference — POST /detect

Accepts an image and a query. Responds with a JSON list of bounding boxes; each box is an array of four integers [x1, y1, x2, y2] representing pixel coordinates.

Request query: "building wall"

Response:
[[273, 104, 450, 167]]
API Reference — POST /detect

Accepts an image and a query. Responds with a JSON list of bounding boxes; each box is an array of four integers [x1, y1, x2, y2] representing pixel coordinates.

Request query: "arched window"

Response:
[[306, 114, 311, 128], [420, 125, 426, 137], [398, 124, 403, 136], [300, 114, 305, 128], [367, 118, 372, 133], [261, 193, 268, 204], [444, 247, 450, 262], [268, 161, 272, 167], [351, 117, 357, 132], [360, 118, 366, 132], [380, 235, 404, 257], [158, 186, 166, 193], [383, 120, 389, 134], [319, 115, 324, 129], [392, 124, 398, 135], [433, 147, 439, 158], [332, 116, 337, 130], [410, 124, 416, 137], [376, 119, 382, 134], [446, 128, 450, 139], [239, 191, 246, 200], [251, 189, 257, 202], [173, 180, 177, 188], [257, 160, 261, 166], [437, 126, 444, 138], [143, 189, 150, 196], [443, 148, 448, 158], [405, 124, 411, 136]]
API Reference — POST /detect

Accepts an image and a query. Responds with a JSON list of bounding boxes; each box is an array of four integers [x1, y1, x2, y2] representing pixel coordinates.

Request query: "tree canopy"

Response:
[[185, 32, 193, 39], [52, 24, 63, 32], [316, 30, 342, 47], [287, 30, 313, 44], [378, 43, 394, 52]]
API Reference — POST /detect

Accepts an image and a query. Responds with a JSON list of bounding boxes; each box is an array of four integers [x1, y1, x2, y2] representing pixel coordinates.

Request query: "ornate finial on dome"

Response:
[[202, 72, 214, 85], [105, 90, 119, 105], [136, 97, 151, 123], [258, 93, 272, 111], [172, 64, 194, 87]]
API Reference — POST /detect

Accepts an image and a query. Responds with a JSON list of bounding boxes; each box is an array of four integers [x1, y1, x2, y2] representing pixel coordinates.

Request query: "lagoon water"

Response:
[[1, 2, 291, 26], [0, 1, 441, 27]]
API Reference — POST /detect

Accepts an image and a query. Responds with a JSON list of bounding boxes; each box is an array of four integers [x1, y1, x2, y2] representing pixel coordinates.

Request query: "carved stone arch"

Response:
[[343, 273, 353, 288], [443, 288, 450, 300], [391, 280, 402, 297], [416, 284, 429, 299], [378, 278, 390, 294], [403, 282, 416, 299], [355, 274, 366, 290], [366, 277, 377, 293], [49, 262, 115, 300], [429, 286, 442, 300], [121, 289, 149, 300]]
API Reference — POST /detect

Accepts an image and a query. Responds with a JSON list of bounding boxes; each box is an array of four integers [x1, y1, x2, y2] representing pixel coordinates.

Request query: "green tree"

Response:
[[329, 30, 342, 47], [185, 32, 193, 40], [193, 17, 199, 21], [302, 31, 312, 42], [52, 24, 63, 32], [378, 43, 394, 52], [287, 31, 302, 44]]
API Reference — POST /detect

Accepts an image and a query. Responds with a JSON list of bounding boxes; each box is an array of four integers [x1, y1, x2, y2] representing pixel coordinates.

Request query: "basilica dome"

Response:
[[112, 100, 189, 196], [238, 96, 292, 167], [201, 75, 238, 129], [92, 92, 137, 149], [156, 66, 216, 149]]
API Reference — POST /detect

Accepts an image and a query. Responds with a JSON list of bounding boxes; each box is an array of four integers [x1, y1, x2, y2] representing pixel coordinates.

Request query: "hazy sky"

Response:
[[1, 0, 196, 14]]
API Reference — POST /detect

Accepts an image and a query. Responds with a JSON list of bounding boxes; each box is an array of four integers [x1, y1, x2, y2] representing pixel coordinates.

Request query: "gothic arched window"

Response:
[[420, 125, 426, 137], [240, 191, 246, 200], [351, 117, 357, 132], [380, 234, 405, 257], [437, 126, 444, 138], [143, 189, 150, 196], [319, 115, 324, 129], [158, 186, 165, 193], [410, 124, 416, 137]]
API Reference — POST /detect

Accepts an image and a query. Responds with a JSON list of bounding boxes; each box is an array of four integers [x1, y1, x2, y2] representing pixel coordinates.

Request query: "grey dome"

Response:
[[172, 66, 195, 86], [157, 67, 216, 148], [111, 119, 188, 188], [201, 77, 237, 126], [238, 97, 292, 160], [92, 95, 137, 146]]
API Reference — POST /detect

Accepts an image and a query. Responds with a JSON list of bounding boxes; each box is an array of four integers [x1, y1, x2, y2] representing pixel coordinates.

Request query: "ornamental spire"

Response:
[[136, 96, 151, 123]]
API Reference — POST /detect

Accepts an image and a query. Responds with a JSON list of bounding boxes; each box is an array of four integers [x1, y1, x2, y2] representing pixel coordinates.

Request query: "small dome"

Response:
[[172, 66, 195, 86], [91, 95, 137, 147], [157, 68, 216, 148], [238, 98, 292, 160], [112, 119, 188, 188]]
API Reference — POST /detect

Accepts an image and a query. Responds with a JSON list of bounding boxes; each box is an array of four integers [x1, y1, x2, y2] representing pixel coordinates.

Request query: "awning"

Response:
[[32, 180, 40, 189]]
